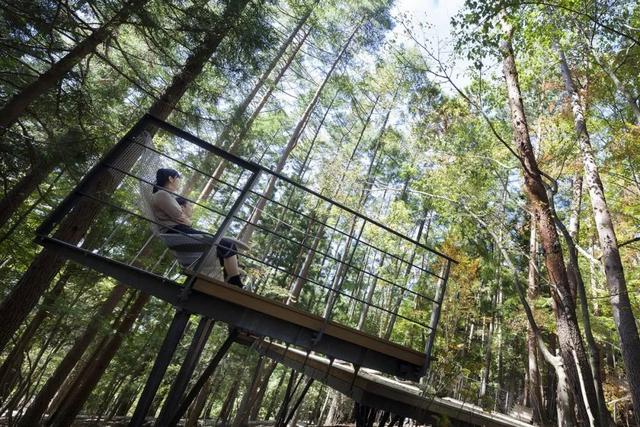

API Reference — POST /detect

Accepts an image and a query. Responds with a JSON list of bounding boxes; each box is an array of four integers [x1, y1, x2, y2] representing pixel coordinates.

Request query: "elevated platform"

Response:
[[241, 336, 532, 427], [41, 236, 425, 379], [35, 115, 456, 424]]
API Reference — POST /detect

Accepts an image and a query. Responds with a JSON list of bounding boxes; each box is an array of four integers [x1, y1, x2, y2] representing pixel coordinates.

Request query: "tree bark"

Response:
[[559, 48, 640, 425], [500, 27, 599, 425], [248, 360, 278, 421], [0, 0, 251, 353], [232, 356, 265, 427], [0, 0, 148, 129], [589, 51, 640, 123], [553, 176, 614, 426], [0, 273, 66, 401], [169, 331, 237, 426], [195, 25, 312, 202], [217, 378, 240, 425]]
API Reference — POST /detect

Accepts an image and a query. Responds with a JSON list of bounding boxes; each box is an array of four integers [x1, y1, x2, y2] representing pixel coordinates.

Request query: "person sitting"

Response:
[[151, 167, 245, 287]]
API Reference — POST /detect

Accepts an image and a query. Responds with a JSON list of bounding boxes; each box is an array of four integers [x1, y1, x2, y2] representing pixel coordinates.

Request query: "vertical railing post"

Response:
[[420, 260, 451, 378], [322, 218, 366, 321], [130, 137, 261, 426]]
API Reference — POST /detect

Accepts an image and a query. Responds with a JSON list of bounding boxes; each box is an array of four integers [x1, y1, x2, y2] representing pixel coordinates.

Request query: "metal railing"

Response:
[[36, 114, 454, 366]]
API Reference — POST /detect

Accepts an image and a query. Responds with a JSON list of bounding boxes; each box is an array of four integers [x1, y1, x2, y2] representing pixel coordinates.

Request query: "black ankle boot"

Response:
[[227, 275, 243, 288]]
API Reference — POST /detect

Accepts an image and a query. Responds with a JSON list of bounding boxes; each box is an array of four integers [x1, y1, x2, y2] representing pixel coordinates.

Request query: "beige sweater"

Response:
[[151, 189, 192, 231]]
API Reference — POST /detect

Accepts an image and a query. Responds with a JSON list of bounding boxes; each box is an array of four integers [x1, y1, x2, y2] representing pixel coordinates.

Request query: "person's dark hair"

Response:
[[153, 168, 180, 193]]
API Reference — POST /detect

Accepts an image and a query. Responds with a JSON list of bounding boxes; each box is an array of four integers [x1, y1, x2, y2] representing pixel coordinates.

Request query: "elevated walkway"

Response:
[[242, 336, 533, 427], [35, 115, 456, 426]]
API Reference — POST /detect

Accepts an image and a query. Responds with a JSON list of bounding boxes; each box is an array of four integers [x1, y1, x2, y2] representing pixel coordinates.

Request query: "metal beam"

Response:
[[154, 317, 215, 426], [41, 237, 423, 380], [129, 308, 191, 427]]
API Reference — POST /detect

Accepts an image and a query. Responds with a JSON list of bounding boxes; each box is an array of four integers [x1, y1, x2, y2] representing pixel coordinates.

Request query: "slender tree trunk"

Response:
[[559, 48, 640, 425], [0, 0, 251, 353], [184, 1, 317, 196], [249, 360, 278, 421], [526, 218, 547, 425], [46, 291, 149, 427], [239, 22, 361, 243], [287, 222, 324, 305], [17, 284, 128, 427], [169, 332, 237, 426], [217, 378, 240, 425], [500, 27, 599, 425], [0, 0, 148, 129], [479, 289, 496, 399], [0, 159, 54, 229], [550, 177, 614, 426], [265, 368, 287, 420], [589, 51, 640, 123], [232, 357, 266, 427], [0, 274, 66, 401], [184, 376, 212, 427], [195, 26, 313, 202]]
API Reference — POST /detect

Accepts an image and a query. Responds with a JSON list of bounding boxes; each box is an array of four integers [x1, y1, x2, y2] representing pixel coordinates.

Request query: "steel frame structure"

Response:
[[35, 114, 455, 426]]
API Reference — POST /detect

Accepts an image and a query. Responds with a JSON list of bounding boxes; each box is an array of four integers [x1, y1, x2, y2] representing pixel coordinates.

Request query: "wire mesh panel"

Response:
[[37, 115, 454, 369]]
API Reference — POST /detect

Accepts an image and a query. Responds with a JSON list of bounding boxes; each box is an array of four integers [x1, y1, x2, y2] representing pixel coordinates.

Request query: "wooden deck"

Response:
[[192, 274, 426, 367]]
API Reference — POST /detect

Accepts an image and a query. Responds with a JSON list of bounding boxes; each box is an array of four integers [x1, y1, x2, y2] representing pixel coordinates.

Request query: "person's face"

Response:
[[167, 174, 181, 190]]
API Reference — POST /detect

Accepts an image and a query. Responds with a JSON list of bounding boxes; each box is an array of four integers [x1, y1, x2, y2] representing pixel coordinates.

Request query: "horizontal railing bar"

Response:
[[145, 115, 261, 173], [68, 191, 436, 333], [126, 139, 445, 280], [127, 140, 245, 194], [238, 251, 434, 332], [244, 219, 439, 304], [245, 190, 445, 280], [101, 164, 442, 295], [143, 114, 457, 264]]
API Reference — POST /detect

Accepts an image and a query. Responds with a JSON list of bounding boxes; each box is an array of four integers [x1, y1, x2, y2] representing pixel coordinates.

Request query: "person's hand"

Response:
[[183, 202, 194, 218]]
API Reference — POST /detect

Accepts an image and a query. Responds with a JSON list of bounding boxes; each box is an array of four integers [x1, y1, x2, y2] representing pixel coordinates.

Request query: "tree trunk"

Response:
[[0, 159, 55, 229], [46, 291, 149, 427], [0, 0, 251, 353], [232, 357, 266, 427], [526, 218, 547, 425], [589, 51, 640, 123], [559, 48, 640, 425], [169, 331, 237, 426], [500, 27, 599, 425], [0, 273, 66, 401], [0, 0, 148, 129], [265, 368, 287, 420], [17, 284, 128, 426], [184, 1, 317, 197], [184, 377, 212, 427], [548, 177, 614, 426], [195, 25, 312, 202], [239, 22, 361, 243], [217, 378, 240, 425], [248, 360, 278, 421]]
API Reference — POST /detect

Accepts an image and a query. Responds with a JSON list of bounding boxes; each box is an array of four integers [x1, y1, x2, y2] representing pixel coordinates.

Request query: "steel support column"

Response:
[[129, 308, 191, 427], [154, 317, 215, 426]]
